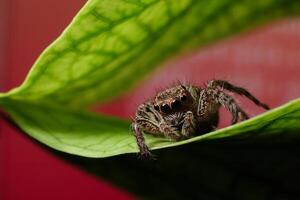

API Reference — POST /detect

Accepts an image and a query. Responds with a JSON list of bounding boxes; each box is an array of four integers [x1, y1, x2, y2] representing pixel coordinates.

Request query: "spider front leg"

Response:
[[131, 122, 152, 159], [198, 88, 249, 125], [159, 122, 182, 141], [181, 111, 197, 139], [132, 102, 164, 158], [133, 102, 180, 158], [137, 102, 181, 140]]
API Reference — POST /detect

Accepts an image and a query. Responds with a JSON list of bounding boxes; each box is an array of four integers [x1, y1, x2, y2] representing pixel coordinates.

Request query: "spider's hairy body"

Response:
[[132, 80, 269, 158]]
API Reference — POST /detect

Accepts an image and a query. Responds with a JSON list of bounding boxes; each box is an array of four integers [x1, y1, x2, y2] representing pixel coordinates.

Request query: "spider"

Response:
[[132, 80, 269, 158]]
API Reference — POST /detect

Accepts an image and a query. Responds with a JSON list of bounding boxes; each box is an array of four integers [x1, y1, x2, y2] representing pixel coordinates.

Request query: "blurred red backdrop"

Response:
[[0, 0, 300, 200]]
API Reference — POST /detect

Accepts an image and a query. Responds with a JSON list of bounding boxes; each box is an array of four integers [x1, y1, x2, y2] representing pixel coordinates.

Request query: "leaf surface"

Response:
[[1, 98, 299, 158], [3, 0, 300, 107]]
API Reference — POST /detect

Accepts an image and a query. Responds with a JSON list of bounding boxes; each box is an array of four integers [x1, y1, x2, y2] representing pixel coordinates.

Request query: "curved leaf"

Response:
[[3, 0, 300, 107], [1, 98, 299, 158], [63, 134, 300, 200]]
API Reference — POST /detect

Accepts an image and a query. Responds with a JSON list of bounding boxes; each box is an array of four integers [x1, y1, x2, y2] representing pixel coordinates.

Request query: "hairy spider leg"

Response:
[[198, 88, 249, 125], [181, 111, 197, 138], [131, 122, 152, 159], [133, 102, 182, 157], [208, 80, 270, 110]]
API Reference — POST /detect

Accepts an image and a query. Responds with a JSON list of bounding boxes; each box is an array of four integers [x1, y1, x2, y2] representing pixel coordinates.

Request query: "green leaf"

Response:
[[1, 98, 299, 158], [2, 97, 300, 199], [3, 0, 300, 107], [60, 132, 300, 199]]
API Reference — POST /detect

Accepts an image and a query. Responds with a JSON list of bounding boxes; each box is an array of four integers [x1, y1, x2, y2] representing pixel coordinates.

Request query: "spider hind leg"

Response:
[[208, 79, 270, 110]]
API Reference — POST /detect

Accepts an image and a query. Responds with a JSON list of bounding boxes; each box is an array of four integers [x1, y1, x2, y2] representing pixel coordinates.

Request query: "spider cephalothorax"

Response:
[[132, 80, 269, 158]]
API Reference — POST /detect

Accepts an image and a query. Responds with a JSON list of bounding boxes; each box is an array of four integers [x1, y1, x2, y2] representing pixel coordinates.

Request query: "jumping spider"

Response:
[[132, 80, 269, 158]]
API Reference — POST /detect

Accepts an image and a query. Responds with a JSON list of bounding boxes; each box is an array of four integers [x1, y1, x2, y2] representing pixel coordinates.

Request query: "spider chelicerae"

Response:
[[132, 79, 269, 158]]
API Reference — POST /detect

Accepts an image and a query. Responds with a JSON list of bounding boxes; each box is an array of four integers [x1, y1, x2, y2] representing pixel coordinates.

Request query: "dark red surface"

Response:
[[1, 0, 300, 199]]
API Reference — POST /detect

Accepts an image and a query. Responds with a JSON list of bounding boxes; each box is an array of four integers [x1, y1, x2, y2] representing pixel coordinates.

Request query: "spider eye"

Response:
[[180, 95, 187, 101], [154, 105, 159, 111], [161, 104, 171, 113], [171, 100, 181, 110]]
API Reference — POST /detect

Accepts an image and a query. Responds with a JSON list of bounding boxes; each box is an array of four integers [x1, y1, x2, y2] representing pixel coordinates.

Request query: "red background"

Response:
[[1, 0, 300, 199]]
